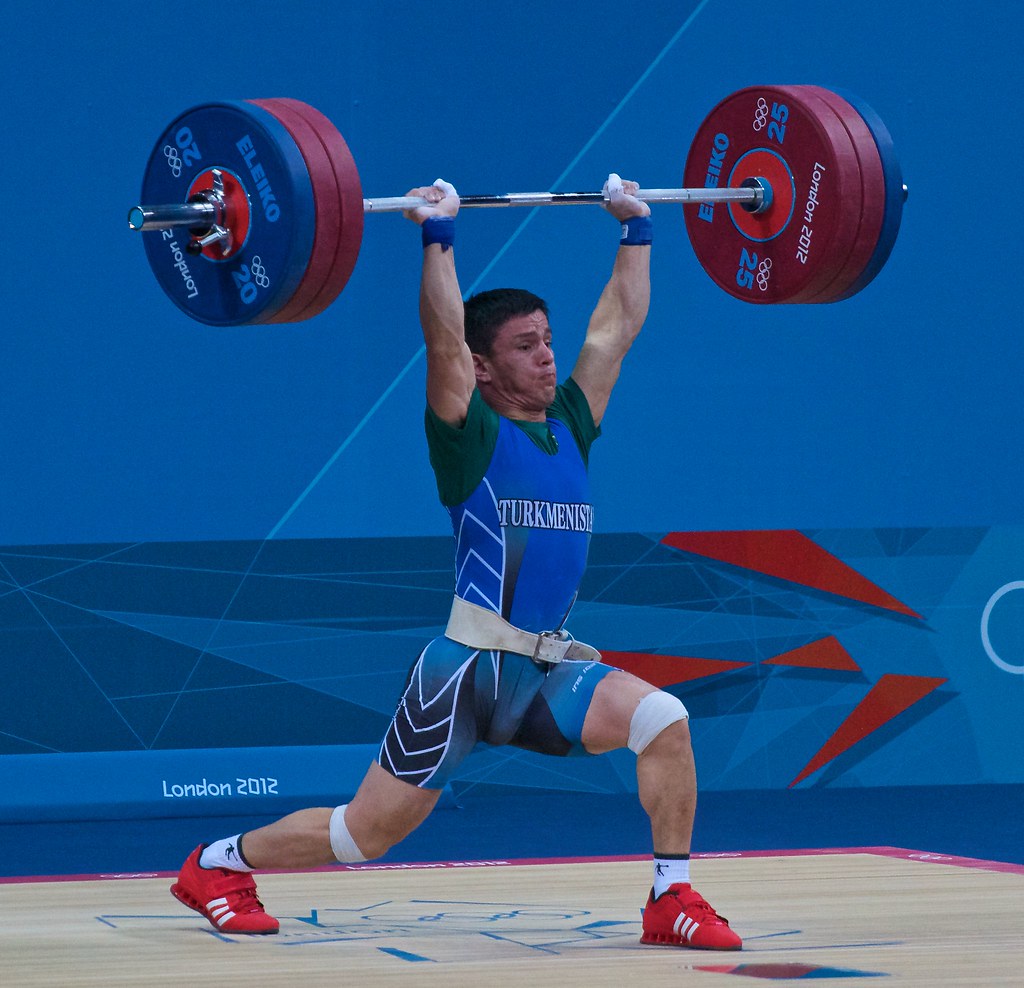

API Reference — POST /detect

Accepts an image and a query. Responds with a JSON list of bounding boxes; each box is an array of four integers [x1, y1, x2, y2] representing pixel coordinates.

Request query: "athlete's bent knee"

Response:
[[329, 804, 369, 863], [627, 691, 689, 755]]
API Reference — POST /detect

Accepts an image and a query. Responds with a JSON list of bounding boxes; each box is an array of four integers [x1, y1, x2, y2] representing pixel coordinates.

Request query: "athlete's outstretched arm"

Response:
[[404, 180, 476, 427], [571, 175, 651, 427]]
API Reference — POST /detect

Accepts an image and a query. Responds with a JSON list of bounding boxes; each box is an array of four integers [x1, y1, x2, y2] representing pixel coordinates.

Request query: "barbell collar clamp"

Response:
[[186, 224, 233, 256], [739, 177, 772, 214], [129, 168, 229, 233]]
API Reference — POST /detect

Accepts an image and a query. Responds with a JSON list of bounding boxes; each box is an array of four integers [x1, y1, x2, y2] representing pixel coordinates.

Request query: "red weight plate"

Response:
[[775, 86, 862, 303], [768, 86, 868, 303], [795, 86, 887, 303], [249, 98, 342, 324], [270, 98, 363, 322], [829, 90, 905, 301], [759, 86, 863, 304], [683, 86, 864, 304]]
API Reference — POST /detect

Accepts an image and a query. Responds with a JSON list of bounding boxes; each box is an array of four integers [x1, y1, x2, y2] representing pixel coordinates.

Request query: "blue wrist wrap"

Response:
[[619, 215, 653, 246], [422, 216, 455, 251]]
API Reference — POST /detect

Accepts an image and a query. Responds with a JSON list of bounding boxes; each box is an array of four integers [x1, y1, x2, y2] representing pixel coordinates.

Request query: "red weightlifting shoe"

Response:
[[641, 882, 742, 950], [170, 845, 279, 935]]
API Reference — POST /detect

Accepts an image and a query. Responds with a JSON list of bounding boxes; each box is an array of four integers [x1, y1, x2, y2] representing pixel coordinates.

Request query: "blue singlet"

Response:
[[377, 379, 615, 789]]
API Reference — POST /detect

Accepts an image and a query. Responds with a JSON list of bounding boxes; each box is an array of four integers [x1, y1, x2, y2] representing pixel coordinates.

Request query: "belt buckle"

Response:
[[533, 629, 570, 665]]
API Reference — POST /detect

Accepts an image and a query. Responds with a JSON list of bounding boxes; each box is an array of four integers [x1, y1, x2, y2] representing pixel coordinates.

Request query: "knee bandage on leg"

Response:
[[627, 691, 689, 755], [329, 804, 368, 863]]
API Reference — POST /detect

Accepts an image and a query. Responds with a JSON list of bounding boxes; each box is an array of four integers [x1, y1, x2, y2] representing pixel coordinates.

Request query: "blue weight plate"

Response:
[[139, 101, 316, 326], [830, 89, 904, 301]]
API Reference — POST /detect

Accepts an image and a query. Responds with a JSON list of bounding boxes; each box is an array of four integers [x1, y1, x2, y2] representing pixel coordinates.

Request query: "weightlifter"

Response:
[[169, 174, 742, 951]]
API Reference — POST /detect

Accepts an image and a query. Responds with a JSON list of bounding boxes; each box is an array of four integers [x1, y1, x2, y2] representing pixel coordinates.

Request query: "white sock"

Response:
[[653, 854, 690, 897], [199, 835, 253, 872]]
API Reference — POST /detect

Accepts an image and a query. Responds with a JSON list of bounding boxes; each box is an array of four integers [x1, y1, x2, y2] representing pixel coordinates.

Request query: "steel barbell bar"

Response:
[[128, 182, 768, 234]]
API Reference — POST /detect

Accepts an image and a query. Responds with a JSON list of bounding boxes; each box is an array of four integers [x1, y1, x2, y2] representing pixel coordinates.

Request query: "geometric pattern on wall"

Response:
[[0, 526, 1005, 796], [0, 538, 448, 755]]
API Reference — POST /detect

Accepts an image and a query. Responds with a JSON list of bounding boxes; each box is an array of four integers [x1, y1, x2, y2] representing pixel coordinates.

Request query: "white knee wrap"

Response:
[[627, 691, 689, 755], [329, 804, 368, 863]]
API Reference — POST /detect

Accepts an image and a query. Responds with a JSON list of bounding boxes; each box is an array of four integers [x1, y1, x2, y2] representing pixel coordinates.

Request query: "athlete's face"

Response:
[[474, 310, 557, 420]]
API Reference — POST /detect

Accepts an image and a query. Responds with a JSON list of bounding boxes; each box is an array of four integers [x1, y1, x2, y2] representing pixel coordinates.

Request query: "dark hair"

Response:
[[464, 288, 548, 356]]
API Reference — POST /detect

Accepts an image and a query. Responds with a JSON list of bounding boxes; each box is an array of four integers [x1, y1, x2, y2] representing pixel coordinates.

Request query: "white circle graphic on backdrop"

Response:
[[980, 581, 1024, 675]]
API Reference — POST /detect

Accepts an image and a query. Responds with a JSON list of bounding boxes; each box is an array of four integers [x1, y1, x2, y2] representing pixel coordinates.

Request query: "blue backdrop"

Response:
[[1, 1, 1021, 821]]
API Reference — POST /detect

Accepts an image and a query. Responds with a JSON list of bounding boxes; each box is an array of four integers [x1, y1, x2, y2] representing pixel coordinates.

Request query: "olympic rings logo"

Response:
[[755, 256, 773, 291], [752, 97, 770, 132], [250, 256, 270, 289], [980, 581, 1024, 675], [163, 144, 183, 178]]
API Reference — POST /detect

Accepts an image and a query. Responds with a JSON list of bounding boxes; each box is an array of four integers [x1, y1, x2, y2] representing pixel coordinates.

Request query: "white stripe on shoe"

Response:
[[673, 914, 700, 940], [207, 897, 237, 927]]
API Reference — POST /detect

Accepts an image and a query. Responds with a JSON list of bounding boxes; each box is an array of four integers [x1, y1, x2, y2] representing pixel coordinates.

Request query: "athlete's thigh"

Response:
[[347, 762, 443, 848], [378, 638, 487, 789], [580, 668, 659, 754], [509, 658, 613, 756]]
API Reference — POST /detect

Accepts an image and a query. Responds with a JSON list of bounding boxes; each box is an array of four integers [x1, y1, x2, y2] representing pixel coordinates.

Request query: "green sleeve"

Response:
[[550, 376, 601, 466], [424, 378, 601, 507], [424, 390, 500, 507]]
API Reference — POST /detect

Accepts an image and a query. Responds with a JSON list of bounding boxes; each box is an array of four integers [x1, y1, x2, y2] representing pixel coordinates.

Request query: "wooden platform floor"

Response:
[[2, 848, 1021, 986]]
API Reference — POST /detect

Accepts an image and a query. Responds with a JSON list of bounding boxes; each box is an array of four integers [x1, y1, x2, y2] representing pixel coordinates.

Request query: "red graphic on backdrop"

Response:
[[661, 529, 922, 619], [788, 673, 947, 786], [764, 636, 862, 672], [605, 530, 946, 787], [605, 652, 750, 688]]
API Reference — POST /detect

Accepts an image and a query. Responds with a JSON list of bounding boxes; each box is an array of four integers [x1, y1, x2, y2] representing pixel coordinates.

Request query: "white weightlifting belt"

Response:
[[444, 596, 601, 665]]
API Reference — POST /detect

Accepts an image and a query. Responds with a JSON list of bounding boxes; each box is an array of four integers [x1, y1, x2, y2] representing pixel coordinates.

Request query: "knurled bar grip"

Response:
[[362, 187, 762, 211]]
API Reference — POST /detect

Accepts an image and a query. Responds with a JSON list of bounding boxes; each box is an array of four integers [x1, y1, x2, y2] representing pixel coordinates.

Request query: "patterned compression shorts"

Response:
[[378, 636, 615, 789]]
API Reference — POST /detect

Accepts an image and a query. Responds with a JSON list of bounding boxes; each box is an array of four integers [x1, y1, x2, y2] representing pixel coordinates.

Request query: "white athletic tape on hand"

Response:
[[433, 178, 459, 198], [603, 172, 624, 198]]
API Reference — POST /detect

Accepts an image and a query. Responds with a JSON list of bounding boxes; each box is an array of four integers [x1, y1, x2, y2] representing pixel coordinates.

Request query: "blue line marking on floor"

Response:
[[377, 946, 436, 962]]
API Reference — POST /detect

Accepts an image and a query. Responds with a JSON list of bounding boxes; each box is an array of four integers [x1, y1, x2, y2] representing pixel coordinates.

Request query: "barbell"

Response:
[[127, 86, 906, 326]]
